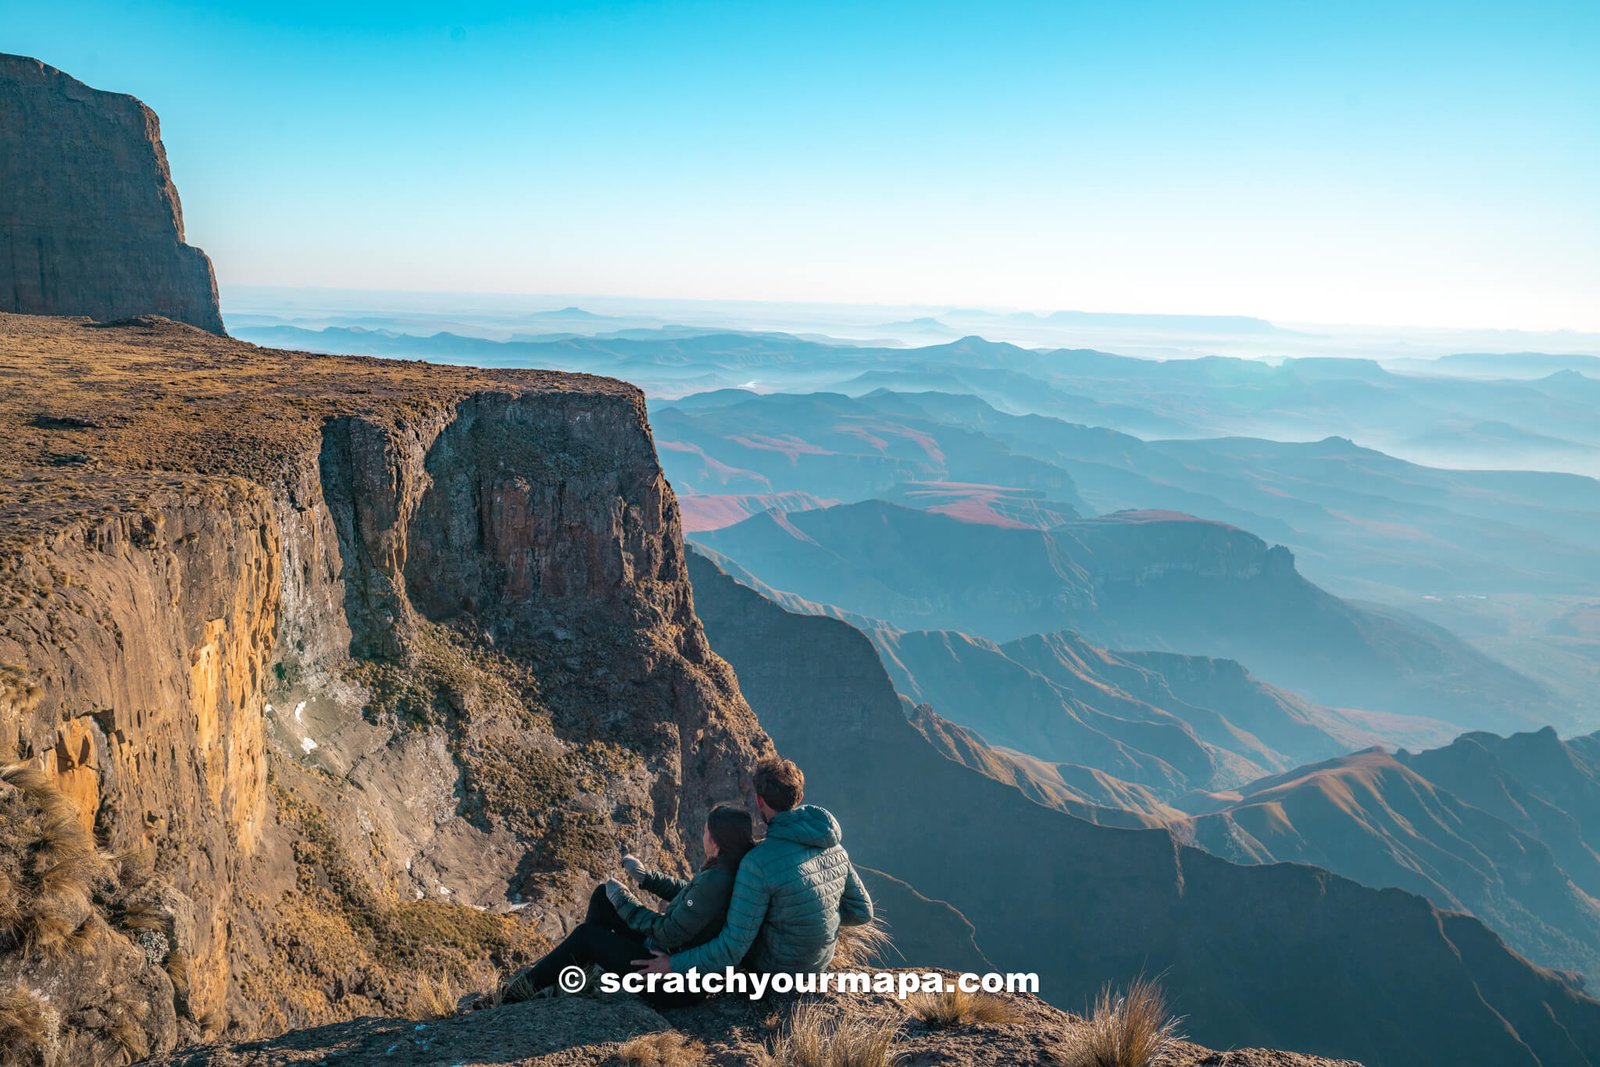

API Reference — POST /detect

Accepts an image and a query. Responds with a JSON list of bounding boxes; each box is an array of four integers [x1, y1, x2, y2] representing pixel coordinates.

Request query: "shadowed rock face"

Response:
[[0, 54, 224, 333]]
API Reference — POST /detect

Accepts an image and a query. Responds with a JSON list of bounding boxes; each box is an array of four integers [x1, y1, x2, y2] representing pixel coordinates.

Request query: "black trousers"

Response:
[[513, 884, 707, 1009], [521, 885, 647, 993]]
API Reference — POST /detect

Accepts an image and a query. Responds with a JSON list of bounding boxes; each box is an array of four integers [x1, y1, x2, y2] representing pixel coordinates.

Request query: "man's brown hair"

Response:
[[753, 757, 805, 812]]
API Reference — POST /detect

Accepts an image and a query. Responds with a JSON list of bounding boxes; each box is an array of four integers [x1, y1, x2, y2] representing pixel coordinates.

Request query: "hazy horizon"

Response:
[[223, 282, 1600, 361]]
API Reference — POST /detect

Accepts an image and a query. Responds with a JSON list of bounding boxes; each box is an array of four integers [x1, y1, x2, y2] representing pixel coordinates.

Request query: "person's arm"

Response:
[[661, 855, 771, 973], [614, 870, 729, 951], [838, 863, 873, 927], [637, 869, 688, 903]]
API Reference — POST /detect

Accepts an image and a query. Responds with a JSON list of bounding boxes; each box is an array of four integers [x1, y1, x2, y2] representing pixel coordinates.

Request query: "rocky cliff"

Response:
[[0, 56, 224, 333], [0, 313, 769, 1061], [686, 548, 1600, 1067]]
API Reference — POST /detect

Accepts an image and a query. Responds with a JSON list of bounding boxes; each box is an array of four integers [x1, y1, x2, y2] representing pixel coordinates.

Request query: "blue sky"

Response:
[[8, 1, 1598, 330]]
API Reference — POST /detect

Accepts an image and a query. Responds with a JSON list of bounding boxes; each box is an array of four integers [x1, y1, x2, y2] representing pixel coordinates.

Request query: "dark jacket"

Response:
[[670, 805, 873, 974], [612, 863, 737, 953]]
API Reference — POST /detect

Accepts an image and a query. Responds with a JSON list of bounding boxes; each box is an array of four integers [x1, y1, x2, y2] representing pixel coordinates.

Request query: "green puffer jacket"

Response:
[[670, 805, 873, 974], [612, 864, 735, 953]]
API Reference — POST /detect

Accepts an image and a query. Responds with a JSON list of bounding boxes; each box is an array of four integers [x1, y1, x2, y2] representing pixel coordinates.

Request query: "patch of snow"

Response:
[[293, 700, 307, 723], [300, 736, 318, 754]]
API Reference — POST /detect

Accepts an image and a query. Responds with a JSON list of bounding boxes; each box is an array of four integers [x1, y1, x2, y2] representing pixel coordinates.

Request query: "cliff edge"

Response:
[[0, 313, 769, 1062], [0, 56, 224, 333], [143, 973, 1361, 1067]]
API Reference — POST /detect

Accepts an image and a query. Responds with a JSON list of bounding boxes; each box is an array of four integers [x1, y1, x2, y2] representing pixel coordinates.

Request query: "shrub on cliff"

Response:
[[756, 1001, 903, 1067], [904, 986, 1019, 1028], [618, 1030, 707, 1067], [1055, 974, 1184, 1067], [0, 764, 183, 1063], [0, 764, 111, 956], [828, 919, 892, 971]]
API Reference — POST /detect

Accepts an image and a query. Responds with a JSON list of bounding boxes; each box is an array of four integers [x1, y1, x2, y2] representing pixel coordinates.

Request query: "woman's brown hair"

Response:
[[705, 803, 757, 873]]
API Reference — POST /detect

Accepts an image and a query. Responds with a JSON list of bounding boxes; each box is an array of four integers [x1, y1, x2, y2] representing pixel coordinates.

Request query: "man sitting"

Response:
[[637, 757, 872, 978]]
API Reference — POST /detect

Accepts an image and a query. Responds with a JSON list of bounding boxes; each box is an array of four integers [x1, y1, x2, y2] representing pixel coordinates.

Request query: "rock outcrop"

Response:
[[0, 313, 769, 1059], [142, 971, 1362, 1067], [686, 547, 1600, 1067], [0, 55, 224, 333]]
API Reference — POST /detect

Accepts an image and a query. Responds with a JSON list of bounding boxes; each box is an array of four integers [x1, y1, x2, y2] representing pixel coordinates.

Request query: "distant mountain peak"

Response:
[[526, 305, 608, 320]]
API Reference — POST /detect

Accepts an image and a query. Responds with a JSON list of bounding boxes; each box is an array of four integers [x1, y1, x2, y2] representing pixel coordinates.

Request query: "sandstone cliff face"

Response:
[[0, 313, 769, 1058], [0, 56, 224, 333]]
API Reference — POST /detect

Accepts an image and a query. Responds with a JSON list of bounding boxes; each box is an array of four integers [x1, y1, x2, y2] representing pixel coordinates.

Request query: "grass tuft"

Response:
[[617, 1030, 706, 1067], [0, 984, 56, 1066], [402, 960, 512, 1020], [106, 996, 151, 1062], [904, 986, 1019, 1028], [756, 1002, 902, 1067], [828, 920, 892, 971], [113, 899, 166, 935], [1054, 975, 1184, 1067], [164, 947, 193, 999], [0, 763, 113, 957]]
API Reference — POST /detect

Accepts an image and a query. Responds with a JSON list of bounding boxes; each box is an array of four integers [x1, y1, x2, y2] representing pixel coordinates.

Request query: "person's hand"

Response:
[[633, 949, 672, 974], [604, 878, 626, 905], [621, 854, 644, 878]]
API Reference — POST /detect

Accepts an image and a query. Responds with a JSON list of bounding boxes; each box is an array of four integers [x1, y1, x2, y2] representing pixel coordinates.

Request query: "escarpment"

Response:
[[0, 55, 224, 334], [0, 313, 770, 1057]]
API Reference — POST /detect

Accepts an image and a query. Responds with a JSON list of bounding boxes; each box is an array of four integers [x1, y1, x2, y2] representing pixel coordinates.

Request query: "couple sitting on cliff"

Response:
[[500, 757, 873, 1004]]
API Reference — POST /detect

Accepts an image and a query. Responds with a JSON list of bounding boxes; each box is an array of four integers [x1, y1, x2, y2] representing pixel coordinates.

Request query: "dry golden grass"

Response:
[[408, 972, 460, 1021], [1055, 975, 1185, 1067], [164, 947, 192, 998], [904, 986, 1019, 1028], [0, 763, 113, 958], [617, 1030, 707, 1067], [0, 984, 55, 1066], [828, 920, 892, 971], [405, 960, 508, 1020], [756, 1002, 903, 1067], [106, 996, 151, 1063], [113, 899, 166, 935]]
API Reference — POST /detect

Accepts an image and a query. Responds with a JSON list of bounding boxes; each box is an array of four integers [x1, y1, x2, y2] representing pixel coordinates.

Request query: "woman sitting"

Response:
[[501, 804, 756, 1002]]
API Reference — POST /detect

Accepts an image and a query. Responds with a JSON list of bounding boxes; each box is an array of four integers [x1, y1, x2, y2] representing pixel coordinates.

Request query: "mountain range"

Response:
[[1174, 728, 1600, 982], [694, 499, 1557, 731], [234, 325, 1600, 477], [654, 388, 1600, 602], [685, 548, 1600, 1067], [872, 626, 1454, 795]]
